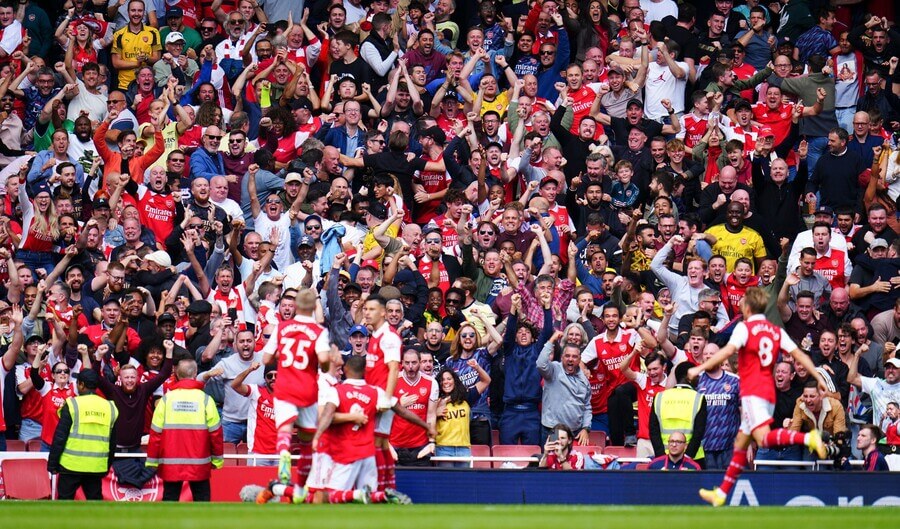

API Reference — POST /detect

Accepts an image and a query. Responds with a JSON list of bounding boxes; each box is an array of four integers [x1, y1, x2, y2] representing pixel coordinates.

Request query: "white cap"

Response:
[[165, 31, 185, 45], [145, 250, 172, 268]]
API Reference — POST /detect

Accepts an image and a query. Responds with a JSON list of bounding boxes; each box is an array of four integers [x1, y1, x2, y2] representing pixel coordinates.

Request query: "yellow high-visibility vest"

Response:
[[59, 394, 117, 473], [653, 386, 705, 460]]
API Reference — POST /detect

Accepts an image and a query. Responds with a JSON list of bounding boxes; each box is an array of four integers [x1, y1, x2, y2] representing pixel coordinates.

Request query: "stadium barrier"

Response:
[[1, 452, 897, 505]]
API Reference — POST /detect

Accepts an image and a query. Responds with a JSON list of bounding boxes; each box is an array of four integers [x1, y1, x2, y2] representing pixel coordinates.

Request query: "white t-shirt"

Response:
[[253, 212, 293, 272], [212, 197, 244, 222], [640, 0, 677, 23], [644, 60, 689, 120], [67, 79, 108, 123]]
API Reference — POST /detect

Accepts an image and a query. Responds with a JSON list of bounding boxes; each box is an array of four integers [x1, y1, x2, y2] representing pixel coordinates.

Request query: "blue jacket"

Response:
[[190, 147, 225, 181], [26, 150, 85, 194], [502, 309, 553, 405], [315, 123, 366, 156], [536, 27, 570, 101]]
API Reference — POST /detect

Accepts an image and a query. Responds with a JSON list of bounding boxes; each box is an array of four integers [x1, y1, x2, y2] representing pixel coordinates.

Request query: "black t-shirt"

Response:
[[665, 24, 700, 62], [329, 58, 373, 90], [362, 151, 428, 213], [609, 116, 662, 147]]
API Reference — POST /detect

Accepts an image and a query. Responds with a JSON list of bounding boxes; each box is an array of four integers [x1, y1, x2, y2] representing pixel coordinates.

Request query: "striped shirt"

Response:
[[697, 371, 741, 451]]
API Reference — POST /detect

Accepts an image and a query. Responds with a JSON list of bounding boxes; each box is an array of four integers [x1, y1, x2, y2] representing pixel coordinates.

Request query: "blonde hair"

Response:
[[449, 322, 482, 359], [31, 196, 61, 241]]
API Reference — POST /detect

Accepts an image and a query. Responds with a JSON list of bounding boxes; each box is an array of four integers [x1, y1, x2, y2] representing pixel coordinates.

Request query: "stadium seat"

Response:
[[223, 442, 242, 467], [634, 463, 650, 470], [602, 446, 637, 459], [26, 439, 43, 452], [572, 445, 603, 458], [1, 458, 51, 499], [5, 440, 27, 451], [491, 445, 541, 468], [470, 444, 492, 469], [587, 431, 607, 448]]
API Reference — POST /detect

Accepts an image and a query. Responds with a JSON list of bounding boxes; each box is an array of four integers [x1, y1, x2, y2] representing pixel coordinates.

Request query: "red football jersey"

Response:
[[814, 248, 849, 290], [633, 372, 666, 440], [728, 314, 797, 403], [581, 328, 640, 415], [137, 186, 177, 249], [390, 373, 437, 448], [568, 85, 598, 135], [319, 380, 382, 464], [40, 384, 76, 445], [247, 384, 276, 455], [365, 322, 402, 390], [751, 101, 794, 146], [262, 316, 330, 408]]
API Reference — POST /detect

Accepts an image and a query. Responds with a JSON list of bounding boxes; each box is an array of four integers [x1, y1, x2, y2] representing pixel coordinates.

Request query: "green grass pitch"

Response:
[[1, 503, 893, 529]]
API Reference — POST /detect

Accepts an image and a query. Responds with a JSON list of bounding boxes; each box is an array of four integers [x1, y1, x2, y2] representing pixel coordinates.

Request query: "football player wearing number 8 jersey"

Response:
[[262, 289, 332, 488], [688, 287, 829, 507]]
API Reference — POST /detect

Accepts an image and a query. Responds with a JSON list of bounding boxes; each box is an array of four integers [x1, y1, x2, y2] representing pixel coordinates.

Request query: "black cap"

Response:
[[368, 201, 388, 220], [814, 206, 834, 216], [65, 263, 85, 277], [400, 284, 417, 297], [421, 125, 446, 145], [289, 97, 313, 111], [344, 282, 362, 294], [92, 197, 110, 210], [158, 312, 177, 325], [186, 300, 213, 314], [102, 295, 122, 307], [25, 334, 46, 345], [166, 6, 184, 18], [626, 98, 643, 109], [733, 98, 752, 112], [77, 368, 100, 390]]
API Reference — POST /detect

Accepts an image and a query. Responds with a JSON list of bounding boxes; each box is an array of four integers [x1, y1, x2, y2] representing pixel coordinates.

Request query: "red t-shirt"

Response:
[[137, 186, 177, 249], [814, 248, 849, 290], [752, 101, 794, 146], [633, 372, 666, 440], [40, 384, 76, 445], [413, 152, 450, 224]]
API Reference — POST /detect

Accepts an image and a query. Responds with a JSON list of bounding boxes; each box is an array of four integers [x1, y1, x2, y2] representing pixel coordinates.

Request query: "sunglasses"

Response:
[[228, 138, 244, 144], [478, 230, 495, 235], [54, 369, 70, 374], [306, 225, 321, 230], [201, 26, 216, 31], [206, 135, 223, 140], [369, 138, 385, 144], [170, 158, 185, 162], [425, 238, 442, 244], [540, 50, 555, 56], [445, 298, 462, 305], [460, 332, 476, 338], [265, 373, 277, 380], [228, 19, 244, 24], [107, 100, 125, 105]]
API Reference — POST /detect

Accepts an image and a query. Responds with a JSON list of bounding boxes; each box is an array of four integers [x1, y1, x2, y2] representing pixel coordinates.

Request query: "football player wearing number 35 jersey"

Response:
[[261, 289, 333, 487], [688, 287, 830, 507]]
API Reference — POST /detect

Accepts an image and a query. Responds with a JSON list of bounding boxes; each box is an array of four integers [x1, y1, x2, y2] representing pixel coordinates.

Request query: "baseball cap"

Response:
[[379, 285, 401, 300], [733, 99, 752, 112], [400, 284, 417, 297], [343, 282, 362, 294], [361, 259, 380, 270], [395, 269, 416, 284], [885, 358, 900, 369], [165, 31, 185, 45], [443, 88, 459, 102], [421, 125, 446, 145], [758, 126, 775, 138], [284, 172, 303, 184], [25, 334, 46, 345], [814, 205, 834, 216], [145, 250, 172, 268], [0, 300, 10, 313], [368, 201, 388, 220], [186, 300, 213, 314], [777, 37, 794, 48], [298, 235, 315, 247], [350, 324, 369, 337], [165, 6, 184, 18], [157, 312, 177, 325], [289, 97, 313, 111], [869, 238, 889, 250], [92, 197, 110, 209], [608, 64, 625, 76], [626, 98, 643, 109], [539, 176, 559, 188]]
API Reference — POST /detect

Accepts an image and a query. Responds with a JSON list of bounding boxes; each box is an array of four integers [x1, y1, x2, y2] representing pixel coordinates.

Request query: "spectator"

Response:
[[539, 423, 585, 469], [647, 431, 701, 470]]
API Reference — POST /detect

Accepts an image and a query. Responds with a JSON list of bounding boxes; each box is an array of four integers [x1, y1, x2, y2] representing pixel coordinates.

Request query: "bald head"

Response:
[[718, 166, 737, 193]]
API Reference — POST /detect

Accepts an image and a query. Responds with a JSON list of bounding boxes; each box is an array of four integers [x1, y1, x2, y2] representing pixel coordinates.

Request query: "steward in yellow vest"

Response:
[[650, 363, 707, 464], [48, 369, 118, 500]]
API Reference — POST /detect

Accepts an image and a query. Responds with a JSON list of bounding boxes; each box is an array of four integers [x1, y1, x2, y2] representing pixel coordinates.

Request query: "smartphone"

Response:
[[548, 431, 558, 443], [228, 308, 238, 321]]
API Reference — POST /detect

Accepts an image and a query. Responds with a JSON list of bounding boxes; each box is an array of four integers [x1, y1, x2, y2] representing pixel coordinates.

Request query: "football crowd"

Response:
[[0, 0, 899, 503]]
